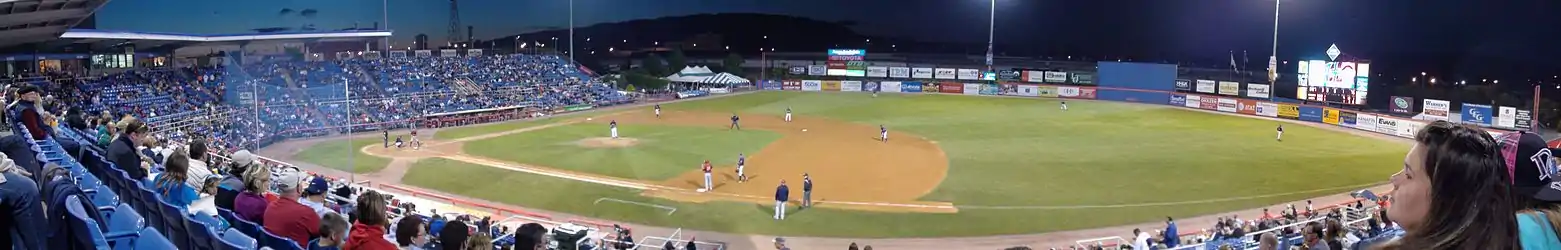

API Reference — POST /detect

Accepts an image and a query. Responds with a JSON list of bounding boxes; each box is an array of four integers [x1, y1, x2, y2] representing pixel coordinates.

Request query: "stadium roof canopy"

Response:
[[46, 29, 392, 54], [0, 0, 110, 48]]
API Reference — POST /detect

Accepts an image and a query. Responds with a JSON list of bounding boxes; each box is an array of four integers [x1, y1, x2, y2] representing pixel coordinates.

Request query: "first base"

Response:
[[697, 188, 707, 193]]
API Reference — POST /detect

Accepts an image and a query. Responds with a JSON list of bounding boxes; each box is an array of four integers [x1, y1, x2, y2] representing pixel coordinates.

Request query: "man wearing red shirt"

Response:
[[701, 160, 713, 192], [263, 172, 320, 246]]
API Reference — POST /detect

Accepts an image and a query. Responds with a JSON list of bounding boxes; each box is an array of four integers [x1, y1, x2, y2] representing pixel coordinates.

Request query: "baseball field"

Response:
[[293, 91, 1405, 237]]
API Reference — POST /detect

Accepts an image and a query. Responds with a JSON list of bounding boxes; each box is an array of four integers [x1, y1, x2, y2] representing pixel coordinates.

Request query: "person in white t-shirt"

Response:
[[1133, 228, 1152, 250], [184, 139, 215, 189]]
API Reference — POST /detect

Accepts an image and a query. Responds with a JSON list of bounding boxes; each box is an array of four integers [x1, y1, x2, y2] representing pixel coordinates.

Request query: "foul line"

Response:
[[954, 182, 1384, 210], [594, 197, 678, 215]]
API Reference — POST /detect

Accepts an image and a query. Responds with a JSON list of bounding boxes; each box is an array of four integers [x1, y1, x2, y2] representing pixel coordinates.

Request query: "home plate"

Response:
[[697, 188, 707, 193]]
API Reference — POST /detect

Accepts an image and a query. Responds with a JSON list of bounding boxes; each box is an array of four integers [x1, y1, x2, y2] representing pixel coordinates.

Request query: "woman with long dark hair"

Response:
[[154, 148, 200, 209], [1378, 120, 1519, 249]]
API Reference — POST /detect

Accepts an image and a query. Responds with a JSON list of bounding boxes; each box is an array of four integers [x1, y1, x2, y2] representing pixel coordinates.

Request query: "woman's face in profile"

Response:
[[1388, 144, 1432, 230]]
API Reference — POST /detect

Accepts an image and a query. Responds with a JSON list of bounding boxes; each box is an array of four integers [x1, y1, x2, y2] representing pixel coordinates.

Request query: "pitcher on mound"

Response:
[[701, 160, 714, 192], [610, 120, 619, 139], [784, 107, 792, 122]]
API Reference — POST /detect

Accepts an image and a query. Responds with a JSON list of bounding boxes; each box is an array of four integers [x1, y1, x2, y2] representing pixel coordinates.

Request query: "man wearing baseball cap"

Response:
[[298, 175, 334, 217], [1499, 132, 1561, 249], [262, 171, 321, 245]]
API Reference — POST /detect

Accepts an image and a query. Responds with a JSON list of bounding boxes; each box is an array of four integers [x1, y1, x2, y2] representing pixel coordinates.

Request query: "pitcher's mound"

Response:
[[576, 137, 641, 148]]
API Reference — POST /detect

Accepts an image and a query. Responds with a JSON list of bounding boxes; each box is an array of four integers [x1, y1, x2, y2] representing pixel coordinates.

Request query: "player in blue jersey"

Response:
[[880, 125, 888, 143], [736, 153, 748, 183], [730, 113, 741, 130]]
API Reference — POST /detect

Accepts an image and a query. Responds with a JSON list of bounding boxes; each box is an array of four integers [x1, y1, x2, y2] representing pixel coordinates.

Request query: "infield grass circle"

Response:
[[462, 123, 783, 181]]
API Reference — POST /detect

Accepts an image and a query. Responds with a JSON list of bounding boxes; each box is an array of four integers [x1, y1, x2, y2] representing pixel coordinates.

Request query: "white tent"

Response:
[[664, 66, 749, 86]]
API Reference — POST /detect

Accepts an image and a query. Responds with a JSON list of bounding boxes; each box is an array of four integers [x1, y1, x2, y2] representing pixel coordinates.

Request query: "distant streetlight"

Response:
[[724, 46, 729, 50]]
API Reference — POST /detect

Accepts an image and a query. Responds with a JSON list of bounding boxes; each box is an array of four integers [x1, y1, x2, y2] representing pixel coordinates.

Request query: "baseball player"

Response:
[[394, 136, 404, 149], [1061, 101, 1069, 111], [382, 129, 390, 148], [736, 153, 748, 183], [879, 125, 888, 143], [872, 84, 880, 98], [610, 120, 619, 139], [1276, 124, 1284, 142], [784, 107, 792, 122], [730, 114, 741, 130], [654, 104, 661, 119], [701, 160, 714, 192], [774, 179, 789, 220], [410, 128, 421, 150], [802, 173, 813, 207]]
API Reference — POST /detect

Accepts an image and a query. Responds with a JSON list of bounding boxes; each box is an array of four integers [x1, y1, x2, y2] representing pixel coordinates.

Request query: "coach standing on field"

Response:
[[774, 179, 789, 220], [802, 174, 813, 208]]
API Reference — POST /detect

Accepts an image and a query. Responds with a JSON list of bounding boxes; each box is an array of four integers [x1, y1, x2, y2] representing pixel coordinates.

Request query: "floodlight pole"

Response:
[[985, 0, 996, 73], [1268, 0, 1280, 102], [344, 76, 355, 183], [569, 0, 574, 62]]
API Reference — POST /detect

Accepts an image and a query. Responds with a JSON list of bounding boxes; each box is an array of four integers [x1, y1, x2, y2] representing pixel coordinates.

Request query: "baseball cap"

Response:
[[15, 85, 38, 95], [231, 150, 257, 167], [304, 176, 330, 195], [274, 171, 306, 191], [1497, 131, 1561, 202]]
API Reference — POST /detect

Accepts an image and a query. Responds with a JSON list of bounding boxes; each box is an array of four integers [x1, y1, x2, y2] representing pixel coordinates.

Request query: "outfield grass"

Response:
[[433, 116, 570, 140], [293, 138, 392, 173], [462, 124, 783, 180], [398, 91, 1406, 237]]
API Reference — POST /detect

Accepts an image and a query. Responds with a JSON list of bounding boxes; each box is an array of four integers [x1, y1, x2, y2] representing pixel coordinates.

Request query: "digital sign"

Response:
[[1296, 44, 1369, 105], [826, 49, 867, 77]]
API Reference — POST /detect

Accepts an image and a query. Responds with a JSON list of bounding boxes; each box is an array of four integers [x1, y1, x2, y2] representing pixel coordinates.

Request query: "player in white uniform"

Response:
[[410, 129, 421, 150], [1276, 125, 1284, 142], [736, 153, 748, 183], [784, 107, 792, 122], [1061, 101, 1069, 111], [654, 104, 661, 118], [701, 160, 713, 192], [880, 125, 888, 143], [610, 120, 619, 139]]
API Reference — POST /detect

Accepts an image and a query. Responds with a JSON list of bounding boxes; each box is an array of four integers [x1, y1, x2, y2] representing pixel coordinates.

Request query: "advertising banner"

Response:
[[963, 83, 983, 95], [760, 80, 782, 90], [1390, 96, 1416, 114], [1074, 87, 1098, 99], [1044, 71, 1069, 83], [1377, 117, 1401, 135], [1497, 106, 1517, 128], [1000, 83, 1020, 96], [1422, 99, 1451, 120], [1039, 86, 1059, 98], [1322, 109, 1341, 125], [1300, 106, 1324, 122], [1340, 111, 1357, 126], [822, 81, 842, 91], [866, 67, 889, 78], [1185, 95, 1202, 109], [1256, 102, 1279, 117], [902, 81, 923, 93], [841, 81, 863, 92], [1357, 113, 1379, 131], [1237, 99, 1259, 115], [922, 83, 939, 93], [889, 67, 911, 78], [1217, 98, 1239, 112], [783, 80, 802, 90], [998, 70, 1021, 81], [807, 65, 827, 76], [414, 50, 433, 57], [1072, 73, 1095, 85], [1025, 70, 1045, 83], [1396, 119, 1424, 138], [1016, 85, 1041, 97], [1517, 110, 1534, 130], [801, 80, 822, 91], [1217, 81, 1241, 96], [1171, 94, 1187, 106], [1462, 103, 1493, 126], [789, 66, 806, 75], [1196, 80, 1217, 94], [912, 68, 934, 78], [1246, 83, 1271, 98], [957, 69, 981, 80], [1199, 95, 1219, 110], [881, 81, 903, 93], [935, 68, 957, 79], [1278, 104, 1300, 119], [1175, 79, 1192, 91], [939, 82, 964, 93], [1056, 86, 1092, 99], [979, 84, 1001, 95]]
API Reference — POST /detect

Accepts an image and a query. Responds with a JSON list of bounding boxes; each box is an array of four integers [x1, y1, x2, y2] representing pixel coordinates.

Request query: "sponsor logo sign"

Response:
[[912, 68, 935, 78], [822, 81, 842, 91], [1072, 73, 1095, 85], [1199, 95, 1219, 110], [902, 81, 924, 93], [801, 80, 822, 91], [1517, 110, 1534, 130], [807, 65, 827, 76], [1422, 99, 1451, 120], [788, 66, 806, 75], [889, 67, 911, 78], [826, 49, 866, 60], [1171, 94, 1187, 106], [998, 70, 1021, 81], [1217, 98, 1239, 112], [1044, 71, 1069, 83], [881, 81, 902, 93], [1356, 113, 1378, 131], [1076, 87, 1097, 99], [1058, 86, 1080, 98], [841, 81, 863, 92], [1237, 99, 1259, 115], [935, 68, 958, 79], [939, 82, 964, 93], [1395, 119, 1423, 138], [1278, 104, 1300, 119], [1256, 102, 1279, 117], [1497, 106, 1517, 128], [979, 84, 1001, 95], [1196, 80, 1217, 94], [564, 104, 594, 111], [963, 83, 983, 95], [865, 82, 880, 92], [783, 80, 802, 90], [1000, 83, 1020, 96], [866, 67, 889, 77], [1016, 85, 1041, 97], [1377, 117, 1400, 135], [1039, 86, 1059, 98], [1025, 70, 1045, 83], [1390, 96, 1415, 114], [1300, 106, 1324, 122], [1175, 79, 1192, 91], [1246, 83, 1271, 98], [1185, 95, 1203, 108], [1217, 81, 1241, 96], [760, 80, 783, 90], [1322, 109, 1341, 125], [957, 69, 981, 80], [1340, 111, 1357, 126], [1462, 103, 1493, 126]]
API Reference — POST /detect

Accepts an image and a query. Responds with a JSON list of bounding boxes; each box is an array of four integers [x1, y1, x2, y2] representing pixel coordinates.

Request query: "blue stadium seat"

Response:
[[186, 213, 218, 250], [233, 216, 263, 240], [262, 230, 305, 250], [106, 203, 147, 250], [139, 188, 165, 234], [158, 199, 190, 250], [219, 228, 258, 250], [135, 227, 177, 250], [217, 208, 238, 226], [66, 195, 139, 250]]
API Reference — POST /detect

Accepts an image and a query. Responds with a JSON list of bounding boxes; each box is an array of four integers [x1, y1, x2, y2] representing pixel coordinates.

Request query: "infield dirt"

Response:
[[363, 109, 956, 213]]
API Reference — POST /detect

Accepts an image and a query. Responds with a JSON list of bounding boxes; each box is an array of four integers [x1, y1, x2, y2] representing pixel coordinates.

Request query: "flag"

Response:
[[1229, 51, 1238, 74], [1242, 50, 1249, 73]]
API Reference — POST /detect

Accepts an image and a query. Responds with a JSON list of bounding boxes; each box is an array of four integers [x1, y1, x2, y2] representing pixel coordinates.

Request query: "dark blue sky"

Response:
[[98, 0, 1561, 77]]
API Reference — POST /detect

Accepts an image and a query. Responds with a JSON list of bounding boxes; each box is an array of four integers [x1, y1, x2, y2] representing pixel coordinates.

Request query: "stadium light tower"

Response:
[[569, 0, 575, 63], [1266, 0, 1281, 102], [985, 0, 996, 73]]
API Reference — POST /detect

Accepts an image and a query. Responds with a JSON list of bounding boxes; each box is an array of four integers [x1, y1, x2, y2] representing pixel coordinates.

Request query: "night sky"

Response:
[[97, 0, 1561, 78]]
